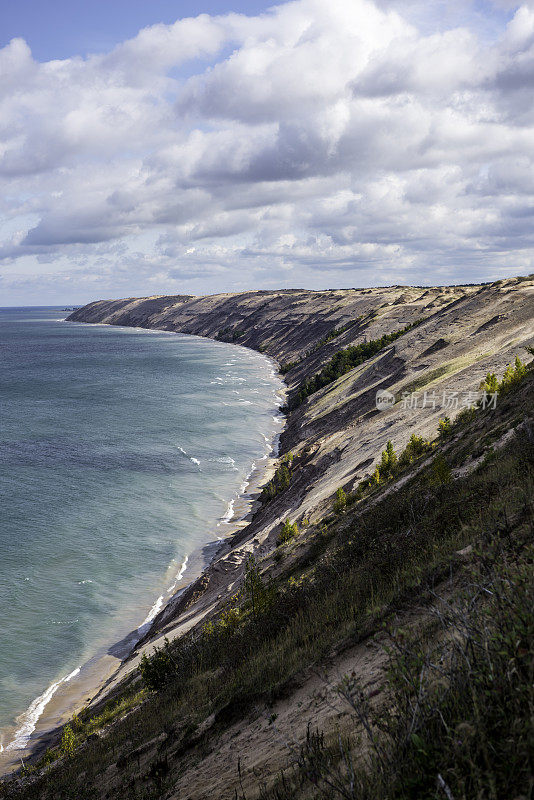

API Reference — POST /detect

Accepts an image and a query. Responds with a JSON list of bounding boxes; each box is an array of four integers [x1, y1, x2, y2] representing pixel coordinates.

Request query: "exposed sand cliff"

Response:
[[68, 279, 534, 539], [5, 277, 532, 798]]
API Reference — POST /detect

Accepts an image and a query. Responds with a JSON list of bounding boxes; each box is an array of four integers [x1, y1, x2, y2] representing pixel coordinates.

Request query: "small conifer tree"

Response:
[[480, 372, 499, 394], [430, 454, 452, 486], [333, 487, 347, 513], [370, 466, 381, 486], [61, 725, 76, 758], [378, 440, 397, 480], [277, 518, 298, 546], [438, 417, 452, 438]]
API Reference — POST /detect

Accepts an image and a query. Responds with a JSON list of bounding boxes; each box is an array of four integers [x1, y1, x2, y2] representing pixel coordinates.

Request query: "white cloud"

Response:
[[1, 0, 534, 303]]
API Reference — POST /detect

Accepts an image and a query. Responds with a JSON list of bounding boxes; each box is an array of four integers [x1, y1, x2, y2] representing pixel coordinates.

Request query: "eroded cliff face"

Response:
[[67, 284, 475, 368], [18, 276, 527, 800], [68, 279, 534, 535], [65, 278, 534, 672]]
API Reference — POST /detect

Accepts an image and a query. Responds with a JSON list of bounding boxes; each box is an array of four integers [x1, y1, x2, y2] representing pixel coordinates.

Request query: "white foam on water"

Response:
[[167, 556, 189, 594], [208, 455, 237, 469], [138, 595, 165, 631], [217, 498, 235, 526], [177, 446, 201, 467], [5, 667, 81, 751], [239, 461, 256, 495]]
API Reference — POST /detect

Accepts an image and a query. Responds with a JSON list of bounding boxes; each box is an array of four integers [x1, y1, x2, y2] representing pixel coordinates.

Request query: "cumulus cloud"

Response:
[[1, 0, 534, 302]]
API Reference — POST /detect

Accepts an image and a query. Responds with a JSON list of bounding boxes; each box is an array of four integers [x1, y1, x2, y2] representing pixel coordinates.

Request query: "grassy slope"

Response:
[[4, 364, 533, 799]]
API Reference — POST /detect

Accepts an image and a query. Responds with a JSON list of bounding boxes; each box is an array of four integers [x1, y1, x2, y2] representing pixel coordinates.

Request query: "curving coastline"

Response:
[[0, 319, 286, 775], [3, 278, 534, 791]]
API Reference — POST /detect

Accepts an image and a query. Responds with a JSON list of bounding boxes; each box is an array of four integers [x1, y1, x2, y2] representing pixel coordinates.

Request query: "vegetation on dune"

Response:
[[279, 318, 363, 374], [333, 356, 530, 508], [216, 326, 245, 342], [3, 358, 532, 800], [261, 453, 294, 503], [253, 533, 534, 800], [332, 487, 347, 514], [277, 518, 299, 546], [279, 360, 300, 375], [480, 354, 528, 396], [310, 318, 361, 352], [287, 317, 426, 410]]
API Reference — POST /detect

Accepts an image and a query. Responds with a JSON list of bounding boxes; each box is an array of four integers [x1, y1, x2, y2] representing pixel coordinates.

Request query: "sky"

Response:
[[1, 0, 533, 304]]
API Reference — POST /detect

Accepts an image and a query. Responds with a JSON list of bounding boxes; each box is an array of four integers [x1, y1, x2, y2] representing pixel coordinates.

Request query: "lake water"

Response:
[[0, 307, 283, 755]]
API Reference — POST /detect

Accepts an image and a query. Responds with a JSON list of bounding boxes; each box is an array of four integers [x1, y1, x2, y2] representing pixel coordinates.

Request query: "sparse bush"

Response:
[[244, 555, 275, 618], [218, 605, 242, 634], [140, 637, 176, 691], [261, 454, 294, 502], [398, 434, 431, 467], [367, 441, 398, 489], [480, 371, 499, 394], [500, 355, 527, 393], [333, 487, 347, 514], [369, 466, 381, 487], [437, 416, 452, 438], [290, 319, 426, 409], [217, 326, 245, 342], [60, 725, 76, 759], [480, 356, 528, 398], [310, 318, 360, 352], [277, 518, 299, 546], [429, 454, 452, 485], [379, 440, 397, 479], [279, 360, 300, 374], [455, 405, 477, 425]]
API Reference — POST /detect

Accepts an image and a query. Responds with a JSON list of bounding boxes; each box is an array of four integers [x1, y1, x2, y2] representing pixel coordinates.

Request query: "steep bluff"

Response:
[[5, 277, 531, 799], [69, 279, 533, 523]]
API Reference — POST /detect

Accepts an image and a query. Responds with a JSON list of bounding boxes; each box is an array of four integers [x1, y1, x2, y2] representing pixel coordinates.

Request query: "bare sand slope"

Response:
[[17, 276, 528, 798]]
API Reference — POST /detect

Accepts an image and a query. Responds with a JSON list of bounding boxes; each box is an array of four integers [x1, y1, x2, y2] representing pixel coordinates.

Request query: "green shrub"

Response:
[[437, 416, 452, 438], [140, 637, 176, 691], [217, 326, 245, 342], [429, 454, 452, 485], [369, 466, 381, 487], [289, 319, 426, 409], [279, 360, 300, 374], [500, 355, 527, 393], [277, 519, 299, 546], [367, 441, 399, 490], [217, 605, 242, 634], [60, 725, 76, 759], [480, 356, 528, 397], [379, 441, 397, 479], [261, 455, 294, 502], [333, 487, 347, 514], [480, 371, 499, 393], [310, 319, 360, 352], [398, 434, 431, 467], [244, 555, 275, 618]]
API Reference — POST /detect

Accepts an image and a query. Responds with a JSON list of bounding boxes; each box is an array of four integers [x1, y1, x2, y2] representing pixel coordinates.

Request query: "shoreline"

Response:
[[0, 322, 286, 777]]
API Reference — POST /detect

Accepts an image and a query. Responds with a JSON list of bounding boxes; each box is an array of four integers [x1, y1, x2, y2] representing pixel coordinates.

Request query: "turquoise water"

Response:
[[0, 307, 282, 752]]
